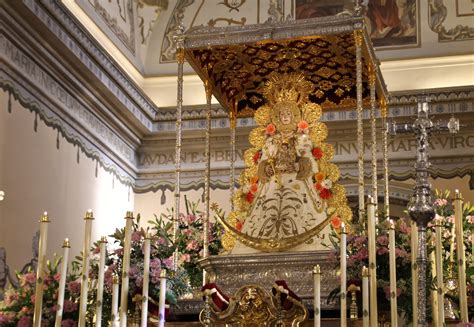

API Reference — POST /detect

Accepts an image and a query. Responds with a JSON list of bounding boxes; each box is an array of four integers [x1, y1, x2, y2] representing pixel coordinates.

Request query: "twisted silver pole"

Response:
[[173, 25, 185, 270], [354, 30, 365, 219], [230, 109, 236, 212], [369, 66, 378, 213]]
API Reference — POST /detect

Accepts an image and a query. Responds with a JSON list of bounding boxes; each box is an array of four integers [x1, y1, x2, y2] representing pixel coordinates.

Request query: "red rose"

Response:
[[319, 188, 332, 199], [245, 192, 254, 203], [312, 147, 323, 160], [253, 151, 261, 164]]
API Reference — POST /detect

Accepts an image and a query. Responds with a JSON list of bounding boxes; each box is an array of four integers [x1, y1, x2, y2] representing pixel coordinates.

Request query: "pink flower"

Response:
[[186, 240, 199, 251], [61, 319, 77, 327], [180, 253, 191, 263], [434, 198, 447, 207], [376, 235, 388, 246], [131, 231, 142, 242], [447, 215, 455, 224], [186, 214, 197, 224], [129, 265, 139, 279], [18, 316, 32, 327], [182, 229, 193, 237], [377, 247, 389, 255], [135, 276, 143, 288], [0, 312, 15, 323], [63, 299, 78, 313], [54, 273, 61, 282], [395, 248, 408, 258], [93, 246, 100, 255], [114, 248, 124, 256], [466, 215, 474, 224], [21, 272, 36, 286], [162, 257, 173, 269], [67, 280, 81, 296]]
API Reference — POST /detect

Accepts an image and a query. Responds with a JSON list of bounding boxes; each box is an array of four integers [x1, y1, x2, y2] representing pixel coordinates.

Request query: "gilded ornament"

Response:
[[244, 148, 258, 167], [337, 205, 353, 222], [325, 163, 340, 182], [222, 233, 236, 251], [322, 143, 335, 161], [261, 73, 313, 105], [254, 105, 271, 126], [301, 103, 322, 124], [309, 122, 328, 143], [249, 127, 266, 148]]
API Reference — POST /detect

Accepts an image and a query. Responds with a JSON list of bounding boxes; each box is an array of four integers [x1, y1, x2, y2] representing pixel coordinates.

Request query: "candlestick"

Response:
[[340, 223, 347, 327], [120, 211, 134, 327], [78, 210, 94, 327], [313, 265, 321, 327], [362, 266, 369, 327], [158, 269, 167, 327], [434, 219, 445, 325], [388, 220, 398, 327], [410, 220, 418, 327], [33, 212, 50, 327], [454, 190, 468, 322], [111, 275, 119, 327], [96, 236, 107, 327], [367, 196, 378, 327], [54, 238, 70, 327], [141, 233, 151, 327]]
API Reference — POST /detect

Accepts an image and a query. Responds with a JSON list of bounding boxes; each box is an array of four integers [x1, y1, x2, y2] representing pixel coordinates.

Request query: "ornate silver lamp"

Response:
[[388, 95, 459, 326]]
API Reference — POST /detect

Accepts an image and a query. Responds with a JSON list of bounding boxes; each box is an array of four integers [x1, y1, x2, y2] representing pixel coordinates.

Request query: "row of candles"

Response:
[[31, 210, 168, 327], [313, 191, 470, 326]]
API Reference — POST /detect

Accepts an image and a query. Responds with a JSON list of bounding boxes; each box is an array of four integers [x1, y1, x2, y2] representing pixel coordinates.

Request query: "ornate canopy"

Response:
[[183, 14, 388, 117]]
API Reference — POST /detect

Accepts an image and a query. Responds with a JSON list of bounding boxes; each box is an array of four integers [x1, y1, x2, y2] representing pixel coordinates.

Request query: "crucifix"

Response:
[[388, 95, 459, 327]]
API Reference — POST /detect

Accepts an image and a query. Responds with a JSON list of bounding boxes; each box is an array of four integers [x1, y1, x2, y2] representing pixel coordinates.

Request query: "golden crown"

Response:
[[261, 73, 314, 105]]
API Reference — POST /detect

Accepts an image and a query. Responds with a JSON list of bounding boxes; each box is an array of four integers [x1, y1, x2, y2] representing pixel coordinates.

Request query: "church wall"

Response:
[[0, 91, 134, 272]]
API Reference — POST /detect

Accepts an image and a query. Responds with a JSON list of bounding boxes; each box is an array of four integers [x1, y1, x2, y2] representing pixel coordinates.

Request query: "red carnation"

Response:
[[245, 191, 255, 203], [253, 151, 261, 164], [314, 182, 323, 191], [319, 188, 332, 199], [236, 221, 243, 231], [312, 147, 323, 160]]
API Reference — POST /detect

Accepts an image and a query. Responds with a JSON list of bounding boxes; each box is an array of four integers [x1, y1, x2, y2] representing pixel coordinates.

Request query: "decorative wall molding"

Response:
[[137, 85, 474, 192], [159, 0, 195, 63], [429, 0, 474, 41], [22, 0, 157, 126], [84, 0, 136, 54]]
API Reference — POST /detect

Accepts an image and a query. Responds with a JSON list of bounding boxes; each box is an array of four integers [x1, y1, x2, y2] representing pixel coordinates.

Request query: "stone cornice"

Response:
[[18, 0, 158, 130]]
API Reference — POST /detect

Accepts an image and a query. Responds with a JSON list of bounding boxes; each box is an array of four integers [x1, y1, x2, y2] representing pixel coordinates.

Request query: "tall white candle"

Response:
[[362, 266, 369, 327], [158, 269, 167, 327], [33, 212, 50, 327], [313, 265, 321, 327], [411, 220, 418, 327], [111, 275, 119, 327], [54, 238, 70, 327], [454, 190, 468, 322], [388, 220, 398, 327], [430, 236, 439, 327], [141, 234, 151, 327], [367, 196, 378, 327], [95, 236, 107, 327], [78, 210, 94, 327], [435, 219, 445, 325], [340, 223, 347, 327], [120, 211, 134, 327]]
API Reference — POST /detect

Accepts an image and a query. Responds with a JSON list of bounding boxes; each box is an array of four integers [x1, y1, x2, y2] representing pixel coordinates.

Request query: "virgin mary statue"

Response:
[[216, 73, 352, 253]]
